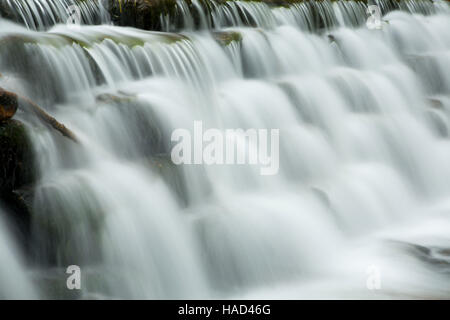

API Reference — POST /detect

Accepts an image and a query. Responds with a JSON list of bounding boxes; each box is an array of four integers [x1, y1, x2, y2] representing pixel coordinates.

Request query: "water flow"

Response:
[[0, 207, 37, 299], [1, 0, 443, 31], [1, 1, 450, 299], [1, 0, 110, 30]]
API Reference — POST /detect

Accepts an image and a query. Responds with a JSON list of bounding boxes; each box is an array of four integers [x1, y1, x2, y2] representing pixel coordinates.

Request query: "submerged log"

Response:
[[0, 87, 78, 143]]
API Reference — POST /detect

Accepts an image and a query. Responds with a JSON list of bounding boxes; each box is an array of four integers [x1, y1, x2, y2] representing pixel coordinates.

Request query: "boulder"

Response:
[[0, 188, 34, 251], [109, 0, 178, 31], [213, 31, 243, 46], [0, 2, 16, 21], [0, 119, 36, 248], [0, 88, 18, 121], [0, 119, 36, 193]]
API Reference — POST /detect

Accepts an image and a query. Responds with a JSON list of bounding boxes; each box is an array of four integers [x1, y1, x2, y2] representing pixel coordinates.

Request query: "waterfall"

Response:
[[1, 0, 444, 31], [1, 0, 450, 299], [0, 207, 37, 299], [0, 0, 110, 30]]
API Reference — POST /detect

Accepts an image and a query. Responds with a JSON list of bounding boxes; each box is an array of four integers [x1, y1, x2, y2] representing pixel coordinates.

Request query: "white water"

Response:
[[0, 207, 36, 299], [2, 0, 109, 30], [1, 0, 442, 31], [1, 0, 450, 299]]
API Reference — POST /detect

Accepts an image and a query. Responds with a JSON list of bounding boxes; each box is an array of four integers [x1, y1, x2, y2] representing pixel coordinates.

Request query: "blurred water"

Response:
[[0, 1, 450, 299], [0, 207, 36, 299]]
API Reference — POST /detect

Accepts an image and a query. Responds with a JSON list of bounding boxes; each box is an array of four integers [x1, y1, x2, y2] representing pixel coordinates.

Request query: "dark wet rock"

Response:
[[1, 0, 435, 33], [0, 120, 35, 250], [327, 34, 336, 43], [0, 119, 36, 192], [109, 0, 179, 31], [0, 88, 18, 121], [0, 119, 36, 246], [387, 240, 450, 271], [0, 2, 18, 22], [108, 0, 317, 31], [0, 86, 79, 143], [436, 248, 450, 257], [0, 188, 34, 250]]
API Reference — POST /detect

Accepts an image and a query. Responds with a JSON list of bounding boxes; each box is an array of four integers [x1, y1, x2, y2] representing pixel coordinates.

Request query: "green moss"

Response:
[[213, 31, 243, 46], [96, 93, 136, 104]]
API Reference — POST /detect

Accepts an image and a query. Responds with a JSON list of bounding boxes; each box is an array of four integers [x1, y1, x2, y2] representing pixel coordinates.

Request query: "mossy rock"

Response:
[[0, 2, 17, 21], [0, 89, 18, 121], [0, 188, 34, 252], [0, 119, 36, 193], [213, 31, 243, 46], [0, 120, 36, 250]]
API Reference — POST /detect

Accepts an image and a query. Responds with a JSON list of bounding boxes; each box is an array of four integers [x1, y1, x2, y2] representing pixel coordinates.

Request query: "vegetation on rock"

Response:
[[213, 31, 243, 46]]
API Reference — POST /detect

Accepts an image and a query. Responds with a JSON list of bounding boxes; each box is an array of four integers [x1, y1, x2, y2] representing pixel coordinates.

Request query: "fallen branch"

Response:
[[0, 87, 78, 143]]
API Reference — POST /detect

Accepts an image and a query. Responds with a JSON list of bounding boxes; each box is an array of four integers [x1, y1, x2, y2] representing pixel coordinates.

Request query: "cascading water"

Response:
[[1, 0, 450, 299], [0, 0, 110, 30], [0, 206, 36, 299]]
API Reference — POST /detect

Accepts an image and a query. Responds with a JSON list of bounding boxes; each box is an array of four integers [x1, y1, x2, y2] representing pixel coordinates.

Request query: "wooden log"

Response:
[[0, 87, 78, 143]]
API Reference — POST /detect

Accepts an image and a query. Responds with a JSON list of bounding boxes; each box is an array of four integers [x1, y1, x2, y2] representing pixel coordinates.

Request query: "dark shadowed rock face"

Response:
[[0, 2, 16, 21], [109, 0, 178, 31], [0, 119, 35, 193], [0, 119, 36, 249], [0, 89, 18, 121]]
